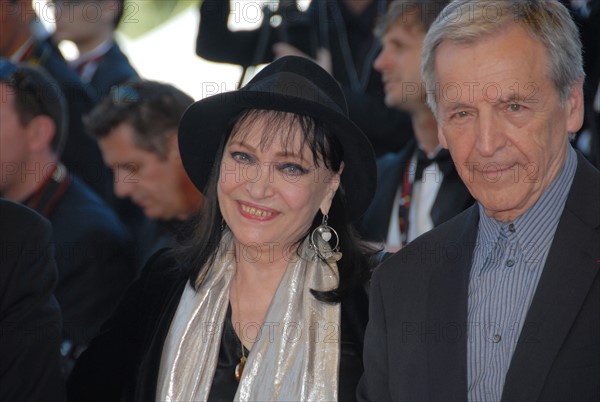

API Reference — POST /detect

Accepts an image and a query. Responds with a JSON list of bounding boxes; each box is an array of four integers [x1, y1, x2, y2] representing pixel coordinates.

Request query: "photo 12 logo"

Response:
[[21, 0, 139, 25]]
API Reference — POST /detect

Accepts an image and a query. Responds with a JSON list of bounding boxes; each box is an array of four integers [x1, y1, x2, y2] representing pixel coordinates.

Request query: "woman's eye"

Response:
[[231, 152, 253, 164], [279, 163, 308, 176]]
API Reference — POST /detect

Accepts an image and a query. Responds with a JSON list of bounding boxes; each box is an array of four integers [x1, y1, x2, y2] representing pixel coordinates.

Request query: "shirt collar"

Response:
[[475, 146, 578, 272], [70, 39, 112, 68], [417, 143, 444, 160]]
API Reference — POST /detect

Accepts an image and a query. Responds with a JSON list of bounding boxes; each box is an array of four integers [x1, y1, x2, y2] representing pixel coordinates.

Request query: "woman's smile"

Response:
[[238, 201, 278, 220]]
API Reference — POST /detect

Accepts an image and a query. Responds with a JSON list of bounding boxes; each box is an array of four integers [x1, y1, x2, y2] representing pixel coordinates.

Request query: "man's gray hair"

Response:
[[421, 0, 584, 117]]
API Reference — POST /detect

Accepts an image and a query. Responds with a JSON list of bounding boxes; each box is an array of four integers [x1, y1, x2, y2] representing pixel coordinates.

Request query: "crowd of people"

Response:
[[1, 0, 598, 401]]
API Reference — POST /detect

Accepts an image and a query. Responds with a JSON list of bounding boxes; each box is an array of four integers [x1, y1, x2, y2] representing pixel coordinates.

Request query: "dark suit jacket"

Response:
[[358, 152, 600, 401], [46, 175, 133, 347], [357, 140, 474, 244], [25, 175, 135, 346], [87, 42, 139, 103], [0, 199, 65, 402], [68, 249, 369, 402]]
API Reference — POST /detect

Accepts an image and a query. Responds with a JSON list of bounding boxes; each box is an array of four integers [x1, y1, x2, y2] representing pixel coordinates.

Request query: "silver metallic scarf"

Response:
[[157, 230, 341, 401]]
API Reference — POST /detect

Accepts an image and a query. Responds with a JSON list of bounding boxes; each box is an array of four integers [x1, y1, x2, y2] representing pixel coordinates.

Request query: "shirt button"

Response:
[[506, 259, 515, 267], [492, 334, 502, 343], [508, 223, 516, 233]]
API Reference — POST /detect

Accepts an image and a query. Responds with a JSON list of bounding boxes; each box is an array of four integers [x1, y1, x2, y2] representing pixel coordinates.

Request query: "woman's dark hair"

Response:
[[176, 109, 374, 303]]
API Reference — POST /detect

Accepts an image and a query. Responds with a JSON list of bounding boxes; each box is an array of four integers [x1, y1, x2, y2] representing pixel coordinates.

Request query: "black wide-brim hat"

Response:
[[178, 56, 376, 221]]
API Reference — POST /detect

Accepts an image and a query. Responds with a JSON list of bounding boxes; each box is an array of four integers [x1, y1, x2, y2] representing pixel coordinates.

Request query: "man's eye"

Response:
[[391, 42, 404, 51], [507, 103, 522, 112], [120, 163, 138, 173], [455, 111, 469, 118]]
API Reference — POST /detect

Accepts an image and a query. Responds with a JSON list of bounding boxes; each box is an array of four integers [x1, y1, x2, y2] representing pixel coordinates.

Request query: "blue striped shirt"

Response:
[[467, 146, 577, 402]]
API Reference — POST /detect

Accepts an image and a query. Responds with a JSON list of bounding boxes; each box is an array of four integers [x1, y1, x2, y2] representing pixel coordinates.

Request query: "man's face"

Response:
[[0, 0, 27, 56], [52, 0, 116, 45], [374, 22, 425, 112], [98, 123, 194, 221], [0, 83, 30, 198], [434, 24, 584, 222]]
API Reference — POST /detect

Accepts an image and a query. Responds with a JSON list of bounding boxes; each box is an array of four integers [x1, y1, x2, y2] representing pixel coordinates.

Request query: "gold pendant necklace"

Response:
[[234, 280, 246, 382], [235, 352, 246, 382]]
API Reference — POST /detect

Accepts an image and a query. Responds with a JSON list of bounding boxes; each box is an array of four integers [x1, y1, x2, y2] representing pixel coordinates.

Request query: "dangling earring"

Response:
[[221, 218, 226, 231], [310, 214, 342, 262]]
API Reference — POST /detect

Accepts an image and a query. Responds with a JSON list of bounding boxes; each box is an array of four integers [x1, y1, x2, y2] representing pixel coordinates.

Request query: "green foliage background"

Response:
[[118, 0, 201, 38]]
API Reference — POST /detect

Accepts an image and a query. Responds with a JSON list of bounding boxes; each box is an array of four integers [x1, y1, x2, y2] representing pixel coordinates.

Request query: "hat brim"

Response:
[[178, 89, 376, 221]]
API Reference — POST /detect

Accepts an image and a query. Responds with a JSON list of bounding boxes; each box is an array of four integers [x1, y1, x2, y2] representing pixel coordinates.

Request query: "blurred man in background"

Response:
[[86, 80, 203, 267], [357, 0, 473, 251], [0, 59, 133, 372], [1, 0, 113, 202]]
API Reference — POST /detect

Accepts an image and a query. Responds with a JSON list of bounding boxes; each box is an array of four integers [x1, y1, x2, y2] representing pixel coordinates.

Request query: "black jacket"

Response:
[[0, 200, 65, 402], [88, 41, 138, 102], [358, 152, 600, 401]]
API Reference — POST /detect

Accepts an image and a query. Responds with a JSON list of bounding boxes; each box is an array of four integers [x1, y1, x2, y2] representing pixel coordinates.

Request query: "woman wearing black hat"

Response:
[[68, 56, 377, 401]]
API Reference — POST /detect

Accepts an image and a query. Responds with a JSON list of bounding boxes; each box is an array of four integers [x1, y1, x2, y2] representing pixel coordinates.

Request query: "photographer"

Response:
[[196, 0, 414, 157]]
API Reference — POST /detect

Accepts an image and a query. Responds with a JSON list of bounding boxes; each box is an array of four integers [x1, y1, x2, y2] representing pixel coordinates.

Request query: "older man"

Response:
[[358, 0, 599, 401]]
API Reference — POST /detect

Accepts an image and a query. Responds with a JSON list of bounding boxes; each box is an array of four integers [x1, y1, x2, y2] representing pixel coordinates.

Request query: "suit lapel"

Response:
[[90, 43, 116, 95], [427, 206, 479, 400], [372, 154, 406, 234], [359, 141, 415, 240], [431, 169, 474, 227], [502, 154, 600, 401]]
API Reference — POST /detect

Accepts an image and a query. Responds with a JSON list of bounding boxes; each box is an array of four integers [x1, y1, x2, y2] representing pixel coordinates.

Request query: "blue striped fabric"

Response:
[[467, 146, 578, 401]]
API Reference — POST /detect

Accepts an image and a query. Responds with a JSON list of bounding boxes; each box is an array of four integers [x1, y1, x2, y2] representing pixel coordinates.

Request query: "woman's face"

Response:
[[217, 114, 341, 256]]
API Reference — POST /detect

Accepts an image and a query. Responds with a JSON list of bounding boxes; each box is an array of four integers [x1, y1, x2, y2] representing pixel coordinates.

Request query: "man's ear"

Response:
[[565, 78, 585, 134], [166, 131, 180, 158], [26, 115, 55, 153]]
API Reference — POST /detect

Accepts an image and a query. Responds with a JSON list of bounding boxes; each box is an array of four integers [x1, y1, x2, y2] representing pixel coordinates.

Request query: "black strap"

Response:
[[24, 164, 71, 217]]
